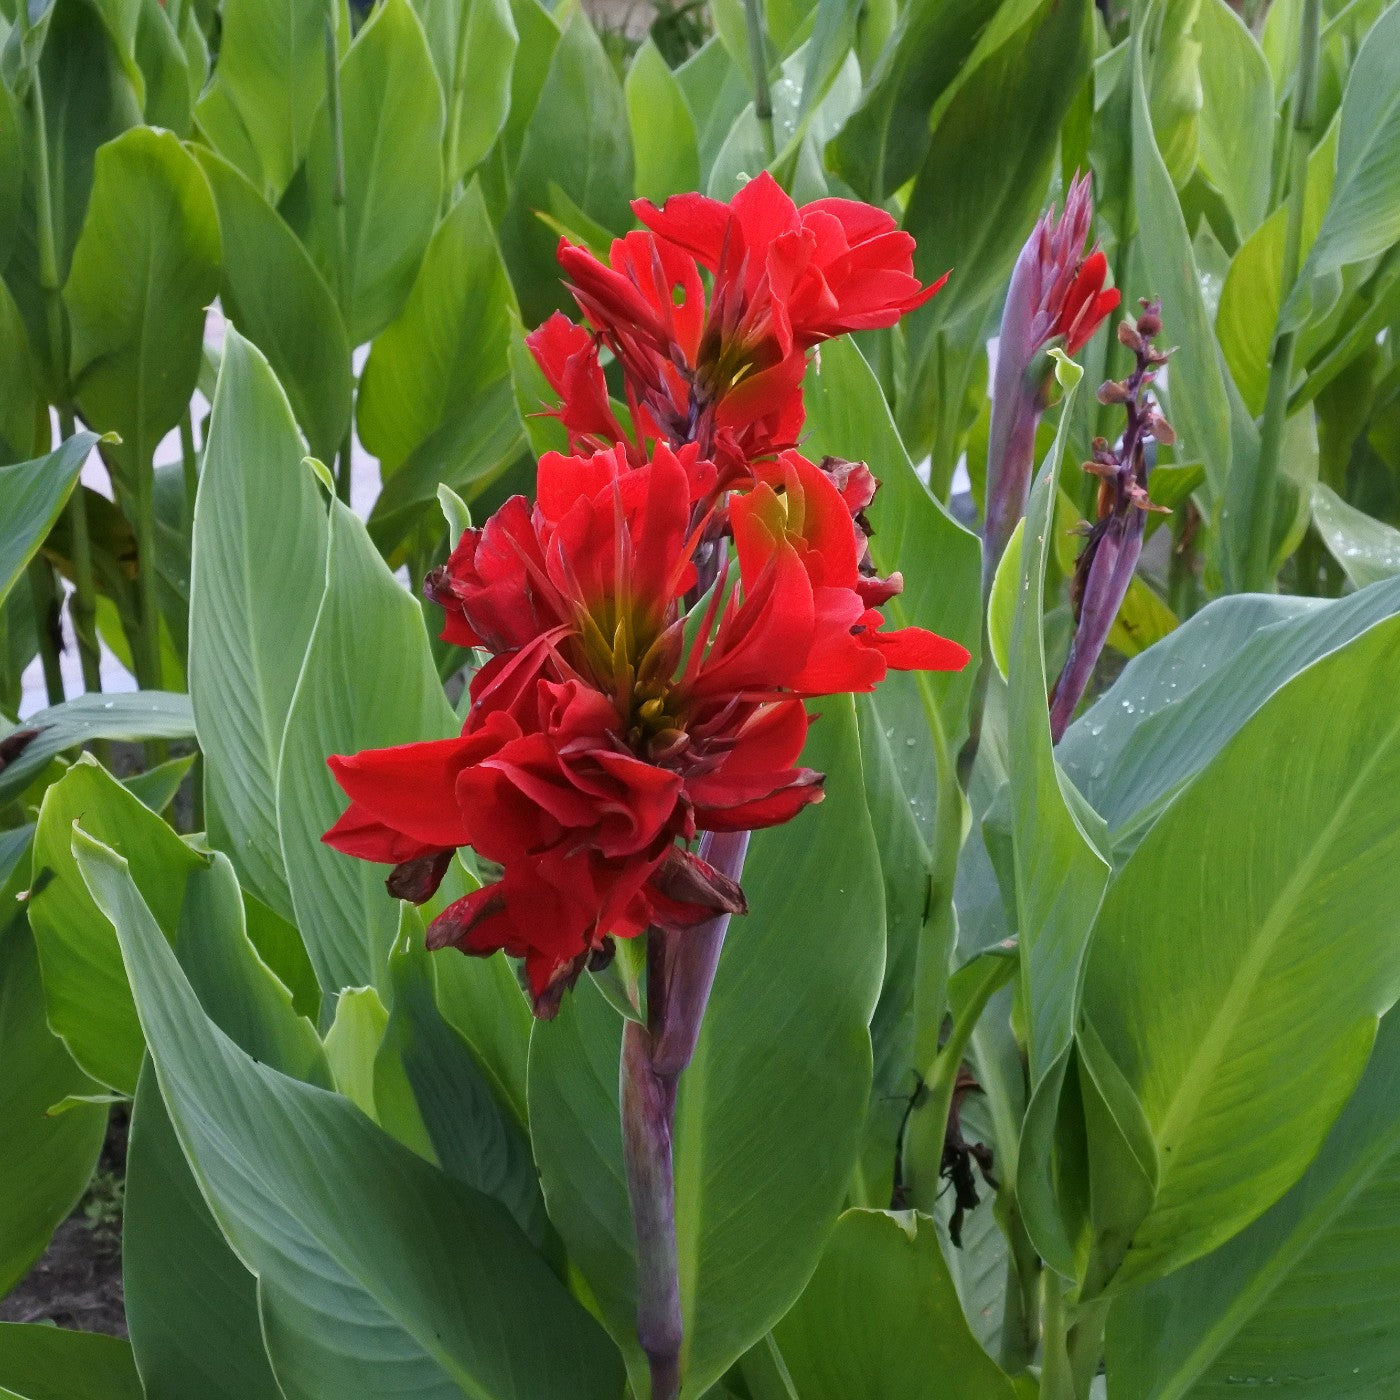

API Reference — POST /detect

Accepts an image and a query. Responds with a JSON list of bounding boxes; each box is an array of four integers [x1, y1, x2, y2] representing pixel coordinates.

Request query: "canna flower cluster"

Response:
[[324, 174, 968, 1017]]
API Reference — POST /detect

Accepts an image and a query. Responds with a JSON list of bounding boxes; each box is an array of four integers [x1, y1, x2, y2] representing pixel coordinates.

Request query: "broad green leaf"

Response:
[[0, 910, 107, 1298], [3, 0, 140, 396], [124, 1065, 283, 1400], [799, 339, 981, 740], [626, 39, 701, 204], [901, 0, 1093, 334], [375, 929, 547, 1246], [1106, 1009, 1400, 1398], [772, 1210, 1018, 1399], [1058, 577, 1400, 845], [824, 0, 996, 201], [75, 829, 626, 1400], [1146, 0, 1203, 191], [276, 498, 456, 996], [1312, 481, 1400, 588], [28, 756, 204, 1093], [1289, 3, 1400, 312], [530, 702, 885, 1396], [674, 35, 750, 179], [0, 432, 96, 609], [1081, 610, 1400, 1288], [987, 518, 1024, 681], [121, 751, 197, 815], [133, 0, 192, 134], [0, 1325, 141, 1400], [501, 10, 633, 326], [0, 692, 196, 808], [0, 83, 22, 269], [194, 0, 342, 198], [190, 329, 329, 923], [177, 855, 331, 1090], [0, 279, 44, 462], [1195, 0, 1272, 236], [414, 0, 518, 182], [193, 147, 352, 462], [364, 377, 526, 558], [62, 126, 219, 489], [304, 0, 445, 345], [1131, 5, 1241, 510], [358, 180, 518, 473], [323, 986, 390, 1116], [1217, 122, 1337, 416], [1006, 380, 1108, 1086], [434, 944, 532, 1130]]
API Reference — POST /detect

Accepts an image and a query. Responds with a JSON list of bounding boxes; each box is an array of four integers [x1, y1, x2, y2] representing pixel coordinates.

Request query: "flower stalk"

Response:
[[1049, 301, 1173, 741]]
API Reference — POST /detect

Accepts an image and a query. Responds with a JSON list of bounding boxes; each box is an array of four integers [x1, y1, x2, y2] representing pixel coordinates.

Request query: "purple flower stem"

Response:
[[1048, 516, 1143, 743], [619, 828, 751, 1398]]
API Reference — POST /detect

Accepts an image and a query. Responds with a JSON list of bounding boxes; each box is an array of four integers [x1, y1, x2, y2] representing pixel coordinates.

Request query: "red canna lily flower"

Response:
[[326, 437, 965, 1015]]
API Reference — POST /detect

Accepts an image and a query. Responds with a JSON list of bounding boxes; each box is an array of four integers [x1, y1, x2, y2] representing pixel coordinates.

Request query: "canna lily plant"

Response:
[[3, 0, 1400, 1395], [324, 174, 968, 1392]]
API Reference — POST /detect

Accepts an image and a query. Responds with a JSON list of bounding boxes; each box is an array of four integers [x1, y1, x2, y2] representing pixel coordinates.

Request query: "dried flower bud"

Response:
[[1147, 410, 1176, 446], [1136, 302, 1162, 337], [1117, 320, 1145, 353], [1097, 379, 1131, 405]]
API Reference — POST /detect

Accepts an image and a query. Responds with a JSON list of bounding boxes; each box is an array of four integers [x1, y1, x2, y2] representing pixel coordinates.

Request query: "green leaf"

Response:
[[901, 0, 1093, 334], [529, 701, 886, 1396], [413, 0, 518, 182], [190, 328, 330, 924], [1195, 0, 1273, 237], [434, 944, 532, 1130], [323, 985, 390, 1115], [0, 692, 196, 808], [0, 1325, 141, 1400], [177, 855, 331, 1089], [374, 928, 548, 1246], [1312, 481, 1400, 588], [121, 751, 197, 815], [62, 126, 219, 489], [1217, 121, 1337, 416], [3, 0, 141, 397], [133, 0, 193, 134], [0, 432, 96, 609], [1058, 578, 1400, 846], [124, 1065, 283, 1400], [1106, 1008, 1400, 1398], [987, 518, 1024, 682], [1006, 381, 1108, 1086], [193, 0, 343, 198], [364, 377, 526, 558], [1080, 610, 1400, 1289], [1106, 575, 1178, 659], [501, 10, 634, 327], [1131, 5, 1242, 510], [276, 498, 456, 996], [1289, 2, 1400, 311], [358, 180, 518, 473], [74, 827, 626, 1400], [798, 338, 982, 740], [193, 146, 352, 462], [824, 0, 997, 201], [304, 0, 445, 345], [0, 912, 107, 1298], [28, 756, 205, 1093], [0, 278, 45, 462], [626, 39, 700, 204], [772, 1210, 1018, 1399]]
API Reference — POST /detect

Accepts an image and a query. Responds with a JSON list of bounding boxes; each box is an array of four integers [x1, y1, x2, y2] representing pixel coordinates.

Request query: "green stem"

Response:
[[180, 411, 199, 524], [1241, 0, 1320, 592], [324, 8, 350, 319], [1068, 1297, 1110, 1397], [902, 950, 1016, 1212], [743, 0, 775, 163], [1040, 1274, 1076, 1400], [62, 411, 102, 696], [335, 432, 353, 505], [26, 556, 66, 707], [997, 1198, 1042, 1375]]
